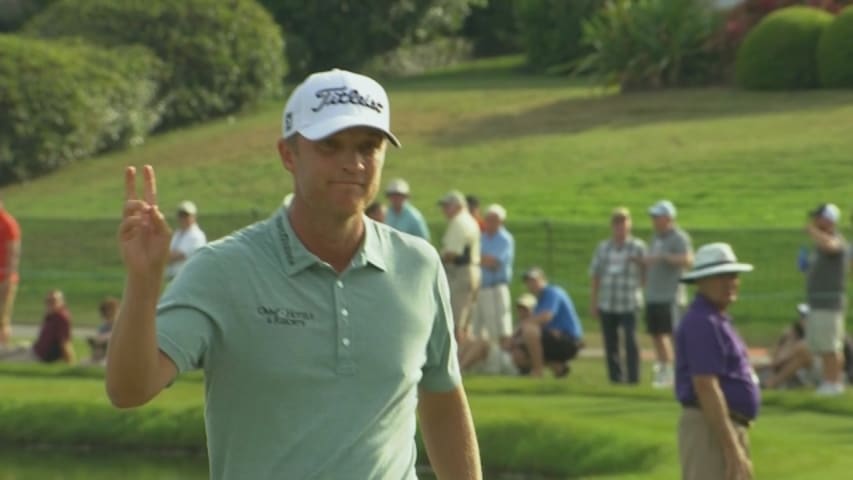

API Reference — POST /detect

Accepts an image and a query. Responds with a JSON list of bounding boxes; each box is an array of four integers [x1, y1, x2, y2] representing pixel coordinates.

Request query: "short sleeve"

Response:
[[673, 230, 692, 255], [589, 243, 604, 278], [441, 219, 467, 255], [535, 288, 558, 316], [420, 259, 462, 392], [413, 212, 431, 242], [156, 248, 222, 374], [682, 317, 725, 376]]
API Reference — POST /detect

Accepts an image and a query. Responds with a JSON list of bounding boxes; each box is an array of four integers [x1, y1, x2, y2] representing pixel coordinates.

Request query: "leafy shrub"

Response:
[[578, 0, 723, 90], [735, 6, 834, 90], [260, 0, 483, 79], [818, 6, 853, 87], [461, 0, 522, 57], [720, 1, 852, 68], [26, 0, 285, 128], [0, 35, 166, 185], [517, 0, 604, 73]]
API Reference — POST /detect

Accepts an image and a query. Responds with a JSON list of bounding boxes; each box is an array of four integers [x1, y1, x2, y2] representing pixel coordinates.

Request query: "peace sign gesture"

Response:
[[118, 165, 172, 279]]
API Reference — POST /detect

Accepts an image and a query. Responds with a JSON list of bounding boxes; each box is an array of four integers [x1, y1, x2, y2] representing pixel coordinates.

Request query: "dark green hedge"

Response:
[[0, 35, 166, 185], [818, 6, 853, 88], [25, 0, 285, 128], [735, 6, 834, 90]]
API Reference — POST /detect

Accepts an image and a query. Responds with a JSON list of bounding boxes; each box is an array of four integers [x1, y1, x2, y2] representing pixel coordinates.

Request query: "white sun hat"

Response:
[[282, 68, 400, 147], [681, 242, 753, 283]]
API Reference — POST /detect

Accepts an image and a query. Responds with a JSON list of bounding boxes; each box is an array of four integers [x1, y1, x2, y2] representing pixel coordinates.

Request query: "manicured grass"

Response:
[[2, 55, 852, 339], [2, 359, 853, 479]]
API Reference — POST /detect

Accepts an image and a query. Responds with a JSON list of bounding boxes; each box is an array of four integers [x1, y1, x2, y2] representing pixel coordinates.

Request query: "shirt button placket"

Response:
[[335, 278, 355, 375]]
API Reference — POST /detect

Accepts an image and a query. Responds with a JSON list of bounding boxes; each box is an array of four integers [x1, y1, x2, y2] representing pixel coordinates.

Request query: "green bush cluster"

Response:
[[578, 0, 722, 90], [0, 35, 165, 184], [818, 6, 853, 88], [25, 0, 286, 128], [735, 6, 834, 90], [516, 0, 604, 73]]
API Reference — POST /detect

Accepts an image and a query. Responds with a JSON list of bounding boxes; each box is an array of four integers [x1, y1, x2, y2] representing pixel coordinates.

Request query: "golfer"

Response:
[[106, 69, 482, 479]]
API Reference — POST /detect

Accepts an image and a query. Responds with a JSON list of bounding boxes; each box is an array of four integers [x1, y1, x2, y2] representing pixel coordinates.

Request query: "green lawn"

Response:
[[2, 358, 853, 479], [2, 55, 852, 340]]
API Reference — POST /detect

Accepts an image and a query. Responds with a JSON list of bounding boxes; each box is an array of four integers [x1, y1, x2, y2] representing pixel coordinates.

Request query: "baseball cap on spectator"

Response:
[[521, 267, 546, 281], [485, 204, 507, 222], [612, 206, 631, 221], [438, 190, 466, 207], [797, 303, 810, 317], [810, 203, 840, 224], [516, 293, 537, 310], [282, 68, 401, 148], [649, 200, 677, 218], [177, 201, 197, 216], [385, 178, 410, 196]]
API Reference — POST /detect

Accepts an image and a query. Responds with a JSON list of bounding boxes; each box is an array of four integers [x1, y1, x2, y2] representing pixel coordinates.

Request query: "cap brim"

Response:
[[298, 115, 401, 148], [680, 264, 753, 283]]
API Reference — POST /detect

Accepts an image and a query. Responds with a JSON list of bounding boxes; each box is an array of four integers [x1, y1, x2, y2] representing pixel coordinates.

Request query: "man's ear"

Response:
[[278, 138, 295, 173]]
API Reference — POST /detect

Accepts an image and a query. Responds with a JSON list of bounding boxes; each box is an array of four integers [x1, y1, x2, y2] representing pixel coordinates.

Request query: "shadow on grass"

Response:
[[431, 88, 853, 146]]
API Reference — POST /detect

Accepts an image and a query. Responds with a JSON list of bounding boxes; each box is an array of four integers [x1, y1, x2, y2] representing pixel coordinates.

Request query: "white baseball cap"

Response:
[[177, 201, 197, 216], [485, 204, 507, 222], [649, 200, 677, 218], [810, 203, 840, 224], [680, 242, 753, 283], [385, 178, 410, 196], [282, 68, 400, 147]]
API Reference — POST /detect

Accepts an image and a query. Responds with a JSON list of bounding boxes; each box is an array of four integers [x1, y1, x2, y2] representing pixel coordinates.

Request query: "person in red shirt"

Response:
[[0, 290, 76, 364], [0, 201, 21, 347]]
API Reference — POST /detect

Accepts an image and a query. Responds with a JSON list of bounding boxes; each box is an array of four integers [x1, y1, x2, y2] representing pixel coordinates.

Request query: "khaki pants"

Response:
[[446, 265, 480, 334], [679, 408, 750, 480], [471, 284, 512, 341]]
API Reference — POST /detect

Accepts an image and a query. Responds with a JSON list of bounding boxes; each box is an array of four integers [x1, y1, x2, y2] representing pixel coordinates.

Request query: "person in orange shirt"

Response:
[[0, 200, 21, 348]]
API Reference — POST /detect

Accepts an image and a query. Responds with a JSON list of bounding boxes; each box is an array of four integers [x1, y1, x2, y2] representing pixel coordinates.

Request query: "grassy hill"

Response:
[[2, 56, 852, 338]]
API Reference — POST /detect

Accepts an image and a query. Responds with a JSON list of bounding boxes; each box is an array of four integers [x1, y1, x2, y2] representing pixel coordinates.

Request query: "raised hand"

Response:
[[118, 165, 172, 279]]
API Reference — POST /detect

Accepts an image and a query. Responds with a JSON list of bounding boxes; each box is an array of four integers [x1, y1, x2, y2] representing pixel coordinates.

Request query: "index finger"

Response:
[[124, 166, 137, 201], [143, 164, 158, 206]]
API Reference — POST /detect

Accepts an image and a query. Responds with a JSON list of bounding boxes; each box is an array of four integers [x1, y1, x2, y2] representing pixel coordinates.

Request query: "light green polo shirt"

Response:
[[156, 209, 461, 480]]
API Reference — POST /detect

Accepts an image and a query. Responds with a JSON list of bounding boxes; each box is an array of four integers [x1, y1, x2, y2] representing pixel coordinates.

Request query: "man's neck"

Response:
[[698, 293, 729, 314], [612, 234, 628, 245], [392, 203, 404, 214], [288, 203, 365, 273]]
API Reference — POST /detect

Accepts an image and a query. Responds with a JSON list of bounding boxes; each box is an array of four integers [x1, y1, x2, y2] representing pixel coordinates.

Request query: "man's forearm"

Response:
[[106, 275, 168, 407], [665, 253, 692, 268], [418, 387, 482, 480], [692, 376, 743, 457], [808, 225, 842, 252]]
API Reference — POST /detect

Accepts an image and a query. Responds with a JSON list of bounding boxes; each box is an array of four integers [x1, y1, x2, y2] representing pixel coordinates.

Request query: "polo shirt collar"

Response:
[[274, 208, 387, 275], [693, 293, 730, 321], [360, 219, 388, 271]]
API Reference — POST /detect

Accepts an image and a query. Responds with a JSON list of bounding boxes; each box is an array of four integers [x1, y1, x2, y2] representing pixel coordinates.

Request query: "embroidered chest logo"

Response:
[[258, 306, 313, 327]]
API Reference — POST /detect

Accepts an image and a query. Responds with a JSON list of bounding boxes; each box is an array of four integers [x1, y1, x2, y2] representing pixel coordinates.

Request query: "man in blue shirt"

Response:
[[470, 204, 514, 346], [511, 267, 584, 377], [385, 178, 430, 241]]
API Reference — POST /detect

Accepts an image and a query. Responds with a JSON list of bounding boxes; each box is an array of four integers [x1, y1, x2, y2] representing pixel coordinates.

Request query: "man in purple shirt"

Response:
[[675, 243, 758, 480]]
